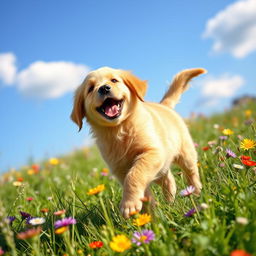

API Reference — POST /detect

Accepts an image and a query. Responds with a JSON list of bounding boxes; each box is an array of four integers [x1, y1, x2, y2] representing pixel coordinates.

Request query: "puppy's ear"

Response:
[[120, 71, 147, 101], [71, 85, 85, 131]]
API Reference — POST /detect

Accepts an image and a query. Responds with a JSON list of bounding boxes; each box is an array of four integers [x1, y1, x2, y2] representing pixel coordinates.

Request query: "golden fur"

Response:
[[71, 67, 206, 218]]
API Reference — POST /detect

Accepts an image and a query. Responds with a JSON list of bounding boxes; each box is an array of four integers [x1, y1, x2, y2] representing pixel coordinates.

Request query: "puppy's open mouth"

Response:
[[96, 98, 124, 120]]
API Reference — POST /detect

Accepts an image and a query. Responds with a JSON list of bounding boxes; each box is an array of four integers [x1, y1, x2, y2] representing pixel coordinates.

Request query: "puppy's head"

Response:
[[71, 67, 147, 129]]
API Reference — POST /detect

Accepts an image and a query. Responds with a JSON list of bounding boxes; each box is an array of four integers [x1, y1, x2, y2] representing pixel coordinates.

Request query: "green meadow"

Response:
[[0, 101, 255, 256]]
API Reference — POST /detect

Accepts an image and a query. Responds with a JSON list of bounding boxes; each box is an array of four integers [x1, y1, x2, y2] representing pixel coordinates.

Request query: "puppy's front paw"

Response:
[[120, 199, 143, 219]]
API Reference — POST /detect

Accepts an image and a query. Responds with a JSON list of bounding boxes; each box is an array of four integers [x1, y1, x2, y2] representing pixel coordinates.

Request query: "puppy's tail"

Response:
[[160, 68, 207, 108]]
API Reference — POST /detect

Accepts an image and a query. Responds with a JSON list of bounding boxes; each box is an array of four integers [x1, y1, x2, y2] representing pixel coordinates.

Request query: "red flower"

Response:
[[26, 197, 34, 202], [241, 159, 256, 166], [17, 177, 24, 182], [230, 249, 252, 256], [240, 155, 251, 160], [89, 241, 103, 249], [31, 164, 40, 173], [202, 146, 210, 151]]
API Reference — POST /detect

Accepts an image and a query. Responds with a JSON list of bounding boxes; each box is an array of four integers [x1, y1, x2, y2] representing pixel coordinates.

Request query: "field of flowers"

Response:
[[0, 101, 255, 256]]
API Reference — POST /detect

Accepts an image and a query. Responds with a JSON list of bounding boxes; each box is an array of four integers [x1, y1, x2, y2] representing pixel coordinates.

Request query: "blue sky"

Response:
[[0, 0, 256, 172]]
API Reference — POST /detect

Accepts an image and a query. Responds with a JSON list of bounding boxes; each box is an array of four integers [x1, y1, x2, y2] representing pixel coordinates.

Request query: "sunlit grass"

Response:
[[0, 102, 255, 255]]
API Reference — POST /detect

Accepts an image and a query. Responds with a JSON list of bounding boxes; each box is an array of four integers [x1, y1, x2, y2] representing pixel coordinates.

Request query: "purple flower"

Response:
[[226, 148, 237, 158], [219, 136, 228, 140], [6, 216, 16, 224], [54, 217, 77, 229], [180, 186, 195, 197], [184, 208, 196, 217], [132, 229, 155, 246], [20, 211, 31, 220]]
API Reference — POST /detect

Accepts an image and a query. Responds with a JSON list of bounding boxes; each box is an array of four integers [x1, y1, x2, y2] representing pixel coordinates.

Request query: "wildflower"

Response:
[[244, 109, 252, 118], [101, 168, 109, 176], [180, 186, 195, 196], [219, 135, 228, 140], [40, 208, 49, 214], [27, 169, 35, 175], [49, 157, 59, 165], [202, 146, 210, 151], [240, 139, 256, 150], [110, 234, 131, 252], [236, 217, 248, 225], [89, 241, 104, 249], [47, 196, 53, 200], [133, 213, 151, 226], [241, 155, 251, 160], [17, 177, 24, 182], [31, 164, 40, 173], [54, 209, 66, 216], [17, 227, 42, 240], [13, 181, 22, 187], [54, 217, 76, 229], [20, 211, 31, 220], [0, 247, 4, 255], [132, 230, 155, 246], [219, 162, 225, 168], [26, 197, 34, 202], [230, 249, 252, 256], [208, 140, 217, 146], [213, 124, 219, 129], [226, 149, 237, 158], [87, 184, 105, 195], [28, 217, 45, 226], [194, 143, 199, 148], [242, 159, 256, 166], [6, 216, 16, 225], [55, 226, 69, 234], [184, 208, 196, 217], [222, 129, 234, 135], [200, 203, 209, 209], [233, 164, 244, 170]]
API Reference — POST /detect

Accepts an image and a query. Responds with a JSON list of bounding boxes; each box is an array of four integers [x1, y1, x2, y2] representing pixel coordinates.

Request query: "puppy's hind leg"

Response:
[[155, 171, 177, 203], [175, 144, 202, 195]]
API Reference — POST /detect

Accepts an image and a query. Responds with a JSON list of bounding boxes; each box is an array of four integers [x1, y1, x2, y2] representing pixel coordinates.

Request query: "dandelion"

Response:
[[240, 139, 256, 150], [236, 217, 248, 225], [180, 186, 195, 196], [87, 184, 105, 195], [133, 213, 151, 226], [226, 149, 237, 158], [28, 217, 45, 226], [55, 226, 69, 234], [54, 217, 76, 229], [132, 230, 155, 246], [110, 234, 131, 252], [54, 209, 66, 216], [89, 241, 104, 249], [233, 164, 244, 170], [222, 129, 234, 135], [49, 157, 59, 165], [230, 249, 252, 256], [17, 227, 42, 240]]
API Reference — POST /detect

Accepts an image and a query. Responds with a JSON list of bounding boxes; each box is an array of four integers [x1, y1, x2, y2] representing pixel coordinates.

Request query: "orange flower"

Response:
[[87, 184, 105, 195], [89, 241, 104, 249], [133, 213, 151, 226], [54, 210, 66, 216], [230, 249, 252, 256], [40, 208, 49, 213], [55, 226, 68, 235]]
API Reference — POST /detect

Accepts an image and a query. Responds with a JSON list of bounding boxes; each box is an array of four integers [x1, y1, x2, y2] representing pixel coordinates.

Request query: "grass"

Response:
[[0, 102, 256, 256]]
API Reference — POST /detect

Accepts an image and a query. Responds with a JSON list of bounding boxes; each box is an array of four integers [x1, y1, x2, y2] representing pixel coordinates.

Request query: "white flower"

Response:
[[236, 217, 248, 225], [28, 217, 45, 226], [200, 203, 209, 209], [233, 164, 244, 170], [180, 186, 195, 197], [213, 124, 220, 129]]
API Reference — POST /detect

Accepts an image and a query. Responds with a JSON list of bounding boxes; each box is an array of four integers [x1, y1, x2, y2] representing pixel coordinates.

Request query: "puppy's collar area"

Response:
[[96, 98, 124, 120]]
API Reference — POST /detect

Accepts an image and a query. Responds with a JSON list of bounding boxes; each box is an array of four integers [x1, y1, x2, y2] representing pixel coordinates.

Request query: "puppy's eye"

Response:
[[111, 78, 118, 83], [88, 85, 94, 93]]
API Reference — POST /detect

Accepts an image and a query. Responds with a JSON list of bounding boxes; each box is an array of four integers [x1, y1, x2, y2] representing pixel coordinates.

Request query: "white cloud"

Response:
[[203, 0, 256, 58], [201, 74, 245, 98], [17, 61, 89, 99], [0, 52, 17, 84]]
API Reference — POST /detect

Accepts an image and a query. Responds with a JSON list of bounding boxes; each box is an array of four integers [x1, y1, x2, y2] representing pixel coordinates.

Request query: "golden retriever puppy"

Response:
[[71, 67, 206, 218]]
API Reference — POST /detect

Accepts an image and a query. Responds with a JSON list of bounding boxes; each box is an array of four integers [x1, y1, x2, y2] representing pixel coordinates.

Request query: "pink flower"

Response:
[[180, 186, 195, 196], [132, 230, 155, 246]]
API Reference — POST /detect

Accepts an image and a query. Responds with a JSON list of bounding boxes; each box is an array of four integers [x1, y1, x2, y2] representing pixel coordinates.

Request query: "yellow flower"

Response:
[[133, 213, 151, 226], [222, 128, 234, 135], [240, 138, 256, 150], [49, 158, 59, 165], [27, 169, 34, 175], [245, 109, 252, 118], [87, 184, 105, 195], [110, 235, 131, 252], [55, 226, 68, 234], [13, 181, 22, 187]]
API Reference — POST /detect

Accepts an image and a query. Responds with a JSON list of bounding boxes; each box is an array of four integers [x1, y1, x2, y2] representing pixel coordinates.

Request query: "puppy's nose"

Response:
[[98, 84, 111, 95]]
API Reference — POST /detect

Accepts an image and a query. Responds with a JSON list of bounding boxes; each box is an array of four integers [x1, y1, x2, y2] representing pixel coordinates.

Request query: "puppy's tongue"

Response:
[[105, 105, 119, 117]]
